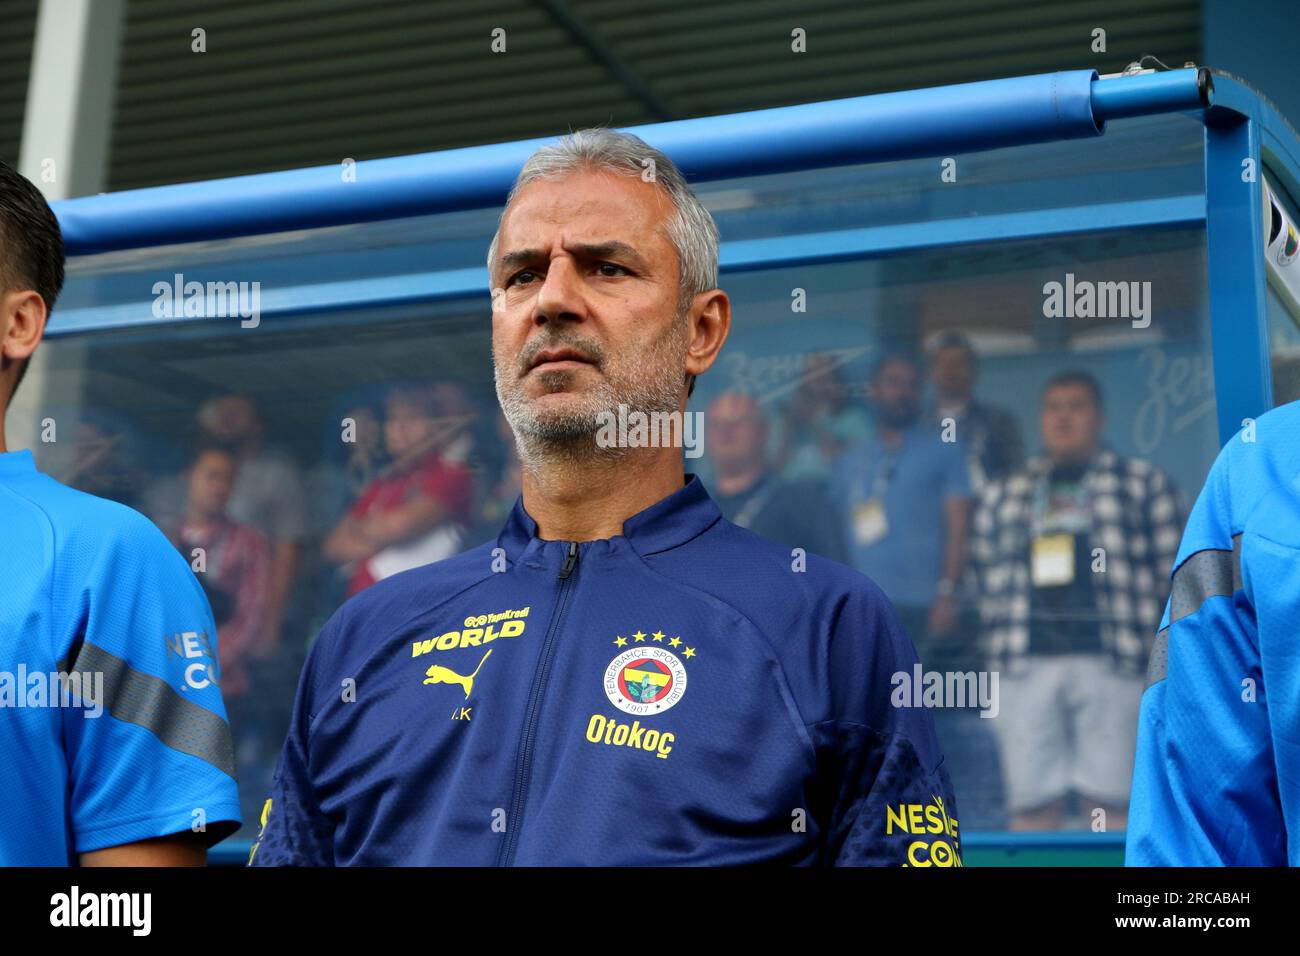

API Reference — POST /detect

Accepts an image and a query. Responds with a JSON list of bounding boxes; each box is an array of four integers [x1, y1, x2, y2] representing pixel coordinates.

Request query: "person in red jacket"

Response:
[[325, 381, 474, 595]]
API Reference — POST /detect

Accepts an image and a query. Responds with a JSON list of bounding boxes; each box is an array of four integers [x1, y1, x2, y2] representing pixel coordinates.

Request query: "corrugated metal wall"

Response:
[[0, 0, 39, 166]]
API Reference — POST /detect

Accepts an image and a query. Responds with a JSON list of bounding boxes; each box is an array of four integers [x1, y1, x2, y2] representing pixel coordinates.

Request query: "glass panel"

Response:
[[694, 227, 1217, 831]]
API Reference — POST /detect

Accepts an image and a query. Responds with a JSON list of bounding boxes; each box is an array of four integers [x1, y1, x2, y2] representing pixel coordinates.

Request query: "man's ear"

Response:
[[683, 289, 730, 383], [2, 289, 49, 364]]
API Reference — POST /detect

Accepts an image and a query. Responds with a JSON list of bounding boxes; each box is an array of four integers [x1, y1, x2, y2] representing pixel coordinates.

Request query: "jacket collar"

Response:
[[498, 472, 722, 559]]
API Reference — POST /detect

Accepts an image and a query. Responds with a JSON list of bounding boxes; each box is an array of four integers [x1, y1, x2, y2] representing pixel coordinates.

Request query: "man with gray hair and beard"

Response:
[[252, 129, 959, 867]]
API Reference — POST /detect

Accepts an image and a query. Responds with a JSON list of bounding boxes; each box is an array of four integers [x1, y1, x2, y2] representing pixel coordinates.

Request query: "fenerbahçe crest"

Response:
[[604, 646, 688, 715]]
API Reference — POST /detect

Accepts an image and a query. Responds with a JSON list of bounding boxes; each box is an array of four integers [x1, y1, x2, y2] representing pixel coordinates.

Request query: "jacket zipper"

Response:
[[497, 540, 579, 866]]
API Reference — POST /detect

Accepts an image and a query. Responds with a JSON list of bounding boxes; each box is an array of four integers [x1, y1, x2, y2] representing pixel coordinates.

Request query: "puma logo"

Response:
[[424, 649, 493, 698]]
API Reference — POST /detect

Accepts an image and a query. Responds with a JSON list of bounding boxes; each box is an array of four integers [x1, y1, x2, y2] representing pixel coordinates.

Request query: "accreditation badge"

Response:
[[1031, 532, 1075, 587], [853, 498, 889, 547]]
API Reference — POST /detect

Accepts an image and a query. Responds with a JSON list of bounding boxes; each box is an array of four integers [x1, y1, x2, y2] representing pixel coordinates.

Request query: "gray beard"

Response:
[[494, 316, 689, 473]]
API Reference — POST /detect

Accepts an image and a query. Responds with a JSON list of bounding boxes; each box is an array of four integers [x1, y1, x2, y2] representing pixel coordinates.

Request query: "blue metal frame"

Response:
[[1200, 71, 1300, 440], [55, 69, 1108, 255], [1090, 68, 1209, 120], [54, 67, 1214, 258]]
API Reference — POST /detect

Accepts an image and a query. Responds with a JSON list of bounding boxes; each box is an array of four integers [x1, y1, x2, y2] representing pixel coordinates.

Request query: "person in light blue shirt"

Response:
[[0, 160, 240, 865], [833, 350, 973, 668]]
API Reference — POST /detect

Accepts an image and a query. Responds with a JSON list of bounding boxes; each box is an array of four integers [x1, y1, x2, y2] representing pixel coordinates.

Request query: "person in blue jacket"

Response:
[[251, 128, 961, 867], [1127, 400, 1300, 865], [0, 161, 241, 865]]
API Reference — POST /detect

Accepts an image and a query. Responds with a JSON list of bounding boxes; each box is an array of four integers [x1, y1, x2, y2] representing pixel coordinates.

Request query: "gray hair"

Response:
[[486, 128, 719, 314]]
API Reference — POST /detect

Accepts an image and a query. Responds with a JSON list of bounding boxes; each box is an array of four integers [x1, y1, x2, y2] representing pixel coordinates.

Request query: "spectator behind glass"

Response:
[[921, 335, 1018, 828], [304, 399, 390, 631], [324, 381, 475, 595], [830, 351, 1001, 825], [428, 381, 476, 467], [168, 444, 271, 703], [832, 350, 972, 670], [971, 371, 1183, 831], [309, 400, 389, 535], [706, 391, 848, 564], [145, 393, 308, 653], [770, 352, 873, 481], [926, 331, 1025, 493], [342, 402, 387, 496], [199, 394, 307, 649]]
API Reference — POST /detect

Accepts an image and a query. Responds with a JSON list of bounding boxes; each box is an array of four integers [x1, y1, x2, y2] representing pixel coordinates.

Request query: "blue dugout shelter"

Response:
[[38, 66, 1300, 864]]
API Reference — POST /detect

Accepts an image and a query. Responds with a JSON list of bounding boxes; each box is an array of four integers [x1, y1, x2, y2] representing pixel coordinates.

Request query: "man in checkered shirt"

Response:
[[971, 370, 1183, 831]]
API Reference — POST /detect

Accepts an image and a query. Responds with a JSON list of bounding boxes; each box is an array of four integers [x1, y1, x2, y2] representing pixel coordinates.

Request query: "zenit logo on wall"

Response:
[[604, 642, 688, 716]]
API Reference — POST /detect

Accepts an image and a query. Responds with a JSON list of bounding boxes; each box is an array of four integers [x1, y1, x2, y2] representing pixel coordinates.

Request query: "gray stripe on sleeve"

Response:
[[1146, 534, 1243, 688], [1232, 532, 1243, 593], [64, 641, 236, 779], [1146, 628, 1169, 688], [1168, 539, 1240, 626]]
